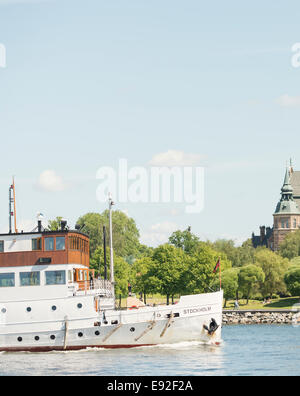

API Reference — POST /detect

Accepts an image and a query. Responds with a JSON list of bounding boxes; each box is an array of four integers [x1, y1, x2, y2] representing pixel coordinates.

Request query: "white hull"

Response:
[[0, 290, 223, 352]]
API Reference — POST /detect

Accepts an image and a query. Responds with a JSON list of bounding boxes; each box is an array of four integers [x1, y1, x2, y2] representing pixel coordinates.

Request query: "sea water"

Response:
[[0, 325, 299, 376]]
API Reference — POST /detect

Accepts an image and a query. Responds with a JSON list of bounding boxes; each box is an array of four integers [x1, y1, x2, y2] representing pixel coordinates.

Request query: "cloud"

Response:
[[37, 170, 67, 192], [149, 150, 204, 167], [140, 221, 180, 247], [276, 94, 300, 108]]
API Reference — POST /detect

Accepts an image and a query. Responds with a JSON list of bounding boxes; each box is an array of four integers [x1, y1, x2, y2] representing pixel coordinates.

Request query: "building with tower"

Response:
[[252, 163, 300, 251]]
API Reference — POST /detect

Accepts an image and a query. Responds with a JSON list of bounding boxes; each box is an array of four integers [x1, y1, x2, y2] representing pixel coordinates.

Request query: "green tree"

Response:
[[185, 243, 231, 295], [48, 216, 63, 231], [90, 246, 131, 298], [152, 244, 187, 305], [169, 229, 200, 254], [284, 267, 300, 298], [254, 248, 289, 298], [238, 264, 265, 304], [212, 268, 239, 308], [131, 257, 160, 304], [278, 230, 300, 259], [212, 239, 237, 265], [76, 211, 141, 258]]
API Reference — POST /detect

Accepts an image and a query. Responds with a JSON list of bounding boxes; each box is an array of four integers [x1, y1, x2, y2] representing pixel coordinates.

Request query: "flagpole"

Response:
[[219, 257, 222, 290]]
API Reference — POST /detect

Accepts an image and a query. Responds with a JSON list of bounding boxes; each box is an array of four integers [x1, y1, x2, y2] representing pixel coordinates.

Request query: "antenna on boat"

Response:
[[8, 177, 18, 234], [108, 194, 115, 301], [103, 225, 108, 280]]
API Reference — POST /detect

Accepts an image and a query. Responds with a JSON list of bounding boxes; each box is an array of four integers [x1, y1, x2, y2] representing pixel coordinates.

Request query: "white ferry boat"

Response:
[[0, 188, 223, 352]]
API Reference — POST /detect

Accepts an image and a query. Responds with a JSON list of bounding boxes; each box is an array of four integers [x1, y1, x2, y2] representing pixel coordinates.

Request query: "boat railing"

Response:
[[71, 279, 113, 296]]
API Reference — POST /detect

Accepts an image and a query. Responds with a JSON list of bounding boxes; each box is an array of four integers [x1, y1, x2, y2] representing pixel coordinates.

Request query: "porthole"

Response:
[[17, 337, 22, 342], [26, 307, 32, 312], [1, 308, 6, 314], [95, 331, 100, 336], [77, 303, 83, 309], [35, 336, 40, 341], [130, 327, 135, 332], [51, 306, 57, 311], [78, 332, 83, 338], [50, 335, 56, 340]]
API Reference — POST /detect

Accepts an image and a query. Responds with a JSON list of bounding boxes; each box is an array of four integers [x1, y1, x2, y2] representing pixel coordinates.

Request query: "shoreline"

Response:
[[222, 310, 297, 325]]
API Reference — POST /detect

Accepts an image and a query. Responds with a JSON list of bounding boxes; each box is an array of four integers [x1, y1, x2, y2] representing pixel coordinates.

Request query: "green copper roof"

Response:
[[274, 168, 300, 215]]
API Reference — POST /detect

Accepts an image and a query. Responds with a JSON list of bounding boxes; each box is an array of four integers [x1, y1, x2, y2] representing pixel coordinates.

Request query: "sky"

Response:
[[0, 0, 300, 246]]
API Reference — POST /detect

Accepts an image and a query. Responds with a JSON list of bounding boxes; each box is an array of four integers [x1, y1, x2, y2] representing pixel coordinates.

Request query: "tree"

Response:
[[90, 246, 131, 297], [212, 268, 239, 308], [185, 242, 231, 295], [212, 239, 237, 265], [152, 244, 187, 305], [254, 248, 289, 298], [48, 216, 63, 231], [131, 257, 160, 304], [169, 229, 200, 254], [238, 265, 265, 304], [278, 230, 300, 259], [76, 211, 141, 258], [284, 268, 300, 298]]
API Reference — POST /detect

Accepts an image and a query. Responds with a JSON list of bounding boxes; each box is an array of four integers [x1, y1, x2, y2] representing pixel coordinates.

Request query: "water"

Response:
[[0, 325, 299, 376]]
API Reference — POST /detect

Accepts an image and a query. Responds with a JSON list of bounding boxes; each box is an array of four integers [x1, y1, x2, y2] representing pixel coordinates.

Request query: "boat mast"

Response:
[[108, 195, 115, 301], [8, 178, 18, 234], [13, 178, 18, 234]]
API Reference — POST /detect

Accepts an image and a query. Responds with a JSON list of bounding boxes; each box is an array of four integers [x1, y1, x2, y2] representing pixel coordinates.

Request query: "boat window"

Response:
[[56, 237, 65, 251], [20, 272, 40, 287], [32, 238, 42, 251], [45, 237, 54, 251], [0, 273, 15, 287], [68, 270, 73, 283], [0, 241, 4, 253], [45, 270, 66, 285], [69, 236, 87, 252]]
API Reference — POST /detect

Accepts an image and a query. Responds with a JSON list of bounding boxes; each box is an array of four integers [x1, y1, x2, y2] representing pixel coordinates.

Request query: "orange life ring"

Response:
[[129, 305, 138, 310]]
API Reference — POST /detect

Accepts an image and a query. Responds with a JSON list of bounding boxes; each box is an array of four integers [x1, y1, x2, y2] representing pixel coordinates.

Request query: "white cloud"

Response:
[[140, 221, 180, 247], [37, 170, 66, 192], [149, 150, 204, 167], [276, 94, 300, 108]]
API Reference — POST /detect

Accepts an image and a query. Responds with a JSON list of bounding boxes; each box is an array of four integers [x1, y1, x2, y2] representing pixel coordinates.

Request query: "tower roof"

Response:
[[274, 167, 300, 215]]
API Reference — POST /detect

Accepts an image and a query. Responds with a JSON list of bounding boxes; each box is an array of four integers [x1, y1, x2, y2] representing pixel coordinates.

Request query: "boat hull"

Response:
[[0, 291, 223, 352]]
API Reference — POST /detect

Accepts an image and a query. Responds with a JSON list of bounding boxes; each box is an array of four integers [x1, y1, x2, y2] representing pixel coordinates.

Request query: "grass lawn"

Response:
[[224, 297, 300, 310]]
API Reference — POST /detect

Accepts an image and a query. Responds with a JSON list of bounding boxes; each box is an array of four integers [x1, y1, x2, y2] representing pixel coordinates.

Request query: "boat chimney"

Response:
[[60, 219, 67, 231], [38, 220, 42, 233]]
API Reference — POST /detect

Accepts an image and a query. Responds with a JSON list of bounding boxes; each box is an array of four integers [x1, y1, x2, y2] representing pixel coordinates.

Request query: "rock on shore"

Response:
[[222, 310, 295, 325]]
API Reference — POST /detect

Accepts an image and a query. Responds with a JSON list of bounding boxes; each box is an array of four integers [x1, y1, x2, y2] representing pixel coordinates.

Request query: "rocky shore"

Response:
[[223, 310, 295, 325]]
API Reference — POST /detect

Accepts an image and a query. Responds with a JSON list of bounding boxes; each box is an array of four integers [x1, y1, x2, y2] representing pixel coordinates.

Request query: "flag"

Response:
[[213, 258, 220, 273]]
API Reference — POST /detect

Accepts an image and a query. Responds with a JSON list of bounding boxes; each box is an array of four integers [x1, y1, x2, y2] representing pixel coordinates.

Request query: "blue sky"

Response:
[[0, 0, 300, 245]]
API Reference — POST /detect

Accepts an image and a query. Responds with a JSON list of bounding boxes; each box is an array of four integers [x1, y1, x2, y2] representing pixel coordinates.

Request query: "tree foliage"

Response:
[[238, 264, 265, 304], [254, 248, 289, 297], [76, 211, 141, 258], [278, 230, 300, 260], [284, 267, 300, 297]]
